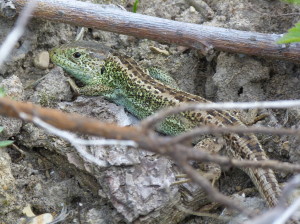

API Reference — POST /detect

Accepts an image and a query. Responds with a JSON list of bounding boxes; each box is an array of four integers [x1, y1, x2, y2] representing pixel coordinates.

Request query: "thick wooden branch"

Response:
[[9, 0, 300, 63]]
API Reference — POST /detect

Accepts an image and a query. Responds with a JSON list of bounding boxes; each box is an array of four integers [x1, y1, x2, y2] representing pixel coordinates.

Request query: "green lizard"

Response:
[[49, 41, 281, 208]]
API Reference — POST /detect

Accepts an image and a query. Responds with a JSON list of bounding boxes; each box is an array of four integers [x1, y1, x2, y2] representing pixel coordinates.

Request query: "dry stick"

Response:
[[169, 126, 300, 145], [245, 175, 300, 224], [1, 97, 300, 172], [1, 98, 300, 217], [179, 144, 300, 173], [0, 97, 252, 215], [173, 148, 253, 217], [0, 97, 150, 145], [10, 0, 300, 63], [2, 0, 298, 220], [0, 0, 36, 67], [141, 100, 300, 130]]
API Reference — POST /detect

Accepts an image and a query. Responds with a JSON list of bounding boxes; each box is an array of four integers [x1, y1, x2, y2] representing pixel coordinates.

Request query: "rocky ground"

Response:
[[0, 0, 300, 223]]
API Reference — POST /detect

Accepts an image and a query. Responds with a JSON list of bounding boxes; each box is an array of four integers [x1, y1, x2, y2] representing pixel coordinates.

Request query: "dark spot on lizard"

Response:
[[247, 142, 262, 152], [155, 86, 166, 93], [174, 94, 186, 102], [126, 64, 133, 70]]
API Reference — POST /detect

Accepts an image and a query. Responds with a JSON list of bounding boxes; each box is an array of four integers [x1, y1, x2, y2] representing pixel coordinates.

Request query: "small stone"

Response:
[[189, 6, 196, 13], [282, 141, 290, 152], [235, 186, 242, 191], [27, 213, 53, 224], [34, 51, 50, 69], [149, 46, 170, 56], [34, 183, 42, 192]]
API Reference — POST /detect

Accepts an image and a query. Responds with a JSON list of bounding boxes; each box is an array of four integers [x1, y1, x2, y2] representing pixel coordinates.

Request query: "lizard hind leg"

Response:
[[232, 108, 269, 126], [172, 137, 223, 187]]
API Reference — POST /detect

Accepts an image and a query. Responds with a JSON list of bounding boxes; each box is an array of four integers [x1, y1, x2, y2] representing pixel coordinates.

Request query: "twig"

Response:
[[19, 113, 136, 166], [274, 198, 300, 224], [0, 97, 253, 215], [141, 100, 300, 130], [2, 97, 300, 216], [27, 113, 137, 147], [280, 175, 300, 206], [9, 0, 300, 63], [245, 175, 300, 224], [175, 154, 254, 217], [168, 125, 300, 145], [1, 97, 300, 173], [50, 206, 69, 224], [178, 144, 300, 173], [0, 0, 36, 67]]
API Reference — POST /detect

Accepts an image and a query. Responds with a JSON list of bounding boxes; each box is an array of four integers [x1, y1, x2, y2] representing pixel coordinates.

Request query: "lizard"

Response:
[[49, 41, 281, 209]]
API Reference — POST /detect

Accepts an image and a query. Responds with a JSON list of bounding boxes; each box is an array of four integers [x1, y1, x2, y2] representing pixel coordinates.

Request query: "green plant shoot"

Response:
[[133, 0, 139, 13], [281, 0, 300, 3], [277, 22, 300, 44], [0, 127, 13, 147], [0, 87, 6, 97]]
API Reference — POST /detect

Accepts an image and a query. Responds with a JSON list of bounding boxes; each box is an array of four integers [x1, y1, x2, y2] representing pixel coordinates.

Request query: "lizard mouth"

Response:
[[49, 47, 62, 65], [49, 47, 77, 71]]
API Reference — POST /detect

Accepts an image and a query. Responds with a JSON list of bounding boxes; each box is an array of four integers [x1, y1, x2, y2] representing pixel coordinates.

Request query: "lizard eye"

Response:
[[73, 52, 81, 58]]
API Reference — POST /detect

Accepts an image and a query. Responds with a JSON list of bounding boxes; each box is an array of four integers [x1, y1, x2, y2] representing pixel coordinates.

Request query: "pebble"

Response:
[[34, 51, 50, 69]]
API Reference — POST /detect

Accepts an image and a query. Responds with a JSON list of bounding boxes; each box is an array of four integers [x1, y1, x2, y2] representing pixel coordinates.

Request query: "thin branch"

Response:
[[245, 175, 300, 224], [2, 97, 300, 173], [141, 100, 300, 130], [20, 113, 136, 166], [280, 175, 300, 206], [175, 155, 254, 217], [8, 0, 300, 63], [50, 206, 69, 224], [0, 0, 36, 67], [273, 198, 300, 224], [0, 97, 150, 145], [25, 112, 137, 147], [168, 125, 300, 145], [2, 97, 300, 216], [178, 145, 300, 173]]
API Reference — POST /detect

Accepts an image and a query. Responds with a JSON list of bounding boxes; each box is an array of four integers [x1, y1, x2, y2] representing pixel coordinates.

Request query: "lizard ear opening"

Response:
[[73, 52, 81, 58]]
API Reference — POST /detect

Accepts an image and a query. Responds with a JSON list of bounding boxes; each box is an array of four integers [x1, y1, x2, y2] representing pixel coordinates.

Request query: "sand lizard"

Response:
[[49, 41, 281, 208]]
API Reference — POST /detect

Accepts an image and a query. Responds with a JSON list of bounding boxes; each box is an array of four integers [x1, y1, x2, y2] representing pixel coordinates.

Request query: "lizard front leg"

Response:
[[67, 78, 113, 96]]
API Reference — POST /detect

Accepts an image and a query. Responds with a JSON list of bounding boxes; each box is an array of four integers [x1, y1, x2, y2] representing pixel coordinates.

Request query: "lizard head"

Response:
[[49, 41, 111, 85]]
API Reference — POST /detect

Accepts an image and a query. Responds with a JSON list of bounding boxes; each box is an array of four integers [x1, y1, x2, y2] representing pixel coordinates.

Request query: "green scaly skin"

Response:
[[49, 41, 194, 135], [49, 41, 281, 208]]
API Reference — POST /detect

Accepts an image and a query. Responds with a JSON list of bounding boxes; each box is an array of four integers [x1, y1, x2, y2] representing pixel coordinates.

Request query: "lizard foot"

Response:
[[172, 138, 223, 187]]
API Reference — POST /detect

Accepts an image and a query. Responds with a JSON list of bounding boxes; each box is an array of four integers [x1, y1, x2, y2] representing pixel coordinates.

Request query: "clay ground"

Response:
[[0, 0, 300, 223]]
